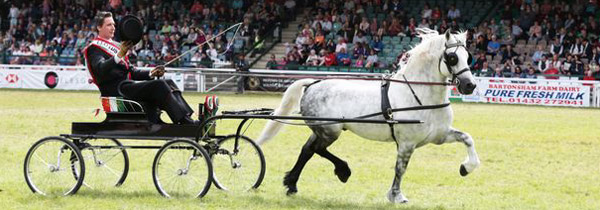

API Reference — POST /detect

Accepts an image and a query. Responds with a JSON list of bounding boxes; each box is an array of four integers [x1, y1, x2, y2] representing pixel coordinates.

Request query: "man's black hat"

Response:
[[118, 15, 143, 44]]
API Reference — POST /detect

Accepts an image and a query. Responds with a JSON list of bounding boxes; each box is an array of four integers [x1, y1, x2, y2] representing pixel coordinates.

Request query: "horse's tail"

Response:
[[256, 79, 316, 145]]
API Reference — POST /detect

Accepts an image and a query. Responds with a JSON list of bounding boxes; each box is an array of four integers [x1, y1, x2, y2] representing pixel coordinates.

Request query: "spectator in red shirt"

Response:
[[190, 1, 203, 14], [323, 50, 337, 66], [431, 6, 442, 20], [583, 65, 596, 81], [544, 63, 560, 79]]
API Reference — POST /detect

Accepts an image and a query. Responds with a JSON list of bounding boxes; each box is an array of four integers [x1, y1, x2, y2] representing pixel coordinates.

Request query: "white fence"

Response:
[[1, 64, 599, 108]]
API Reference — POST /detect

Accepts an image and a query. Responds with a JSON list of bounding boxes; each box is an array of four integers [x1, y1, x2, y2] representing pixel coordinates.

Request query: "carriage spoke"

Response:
[[33, 153, 52, 167]]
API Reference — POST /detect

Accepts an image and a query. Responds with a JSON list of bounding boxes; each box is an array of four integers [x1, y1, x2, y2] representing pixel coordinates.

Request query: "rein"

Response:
[[197, 72, 457, 86]]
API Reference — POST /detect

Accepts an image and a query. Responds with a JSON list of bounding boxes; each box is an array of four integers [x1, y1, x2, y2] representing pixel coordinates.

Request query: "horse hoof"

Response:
[[334, 164, 351, 183], [286, 188, 298, 196], [459, 164, 469, 176]]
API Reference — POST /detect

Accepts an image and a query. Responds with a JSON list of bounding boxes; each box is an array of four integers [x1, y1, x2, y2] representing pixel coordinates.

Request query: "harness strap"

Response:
[[380, 78, 399, 144], [359, 103, 450, 119], [380, 79, 393, 120], [403, 74, 423, 106]]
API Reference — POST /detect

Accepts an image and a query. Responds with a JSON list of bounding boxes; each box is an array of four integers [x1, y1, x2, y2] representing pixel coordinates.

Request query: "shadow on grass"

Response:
[[238, 194, 448, 210]]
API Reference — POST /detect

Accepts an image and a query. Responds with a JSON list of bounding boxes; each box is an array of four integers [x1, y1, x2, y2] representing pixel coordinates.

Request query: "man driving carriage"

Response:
[[84, 11, 198, 124]]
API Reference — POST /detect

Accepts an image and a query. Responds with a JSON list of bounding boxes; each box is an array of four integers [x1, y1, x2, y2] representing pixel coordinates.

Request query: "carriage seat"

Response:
[[100, 97, 154, 123]]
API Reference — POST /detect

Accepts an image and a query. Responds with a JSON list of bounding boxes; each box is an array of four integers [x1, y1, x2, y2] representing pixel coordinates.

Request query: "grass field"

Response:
[[1, 89, 599, 210]]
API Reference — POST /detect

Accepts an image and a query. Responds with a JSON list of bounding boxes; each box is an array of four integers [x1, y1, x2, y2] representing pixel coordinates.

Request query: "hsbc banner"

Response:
[[0, 69, 184, 92], [1, 69, 97, 90], [463, 81, 591, 107]]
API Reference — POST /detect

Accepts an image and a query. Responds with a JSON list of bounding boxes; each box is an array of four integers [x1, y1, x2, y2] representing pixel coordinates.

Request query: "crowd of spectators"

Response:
[[272, 0, 599, 81], [0, 0, 293, 68], [270, 0, 477, 71], [470, 0, 600, 81]]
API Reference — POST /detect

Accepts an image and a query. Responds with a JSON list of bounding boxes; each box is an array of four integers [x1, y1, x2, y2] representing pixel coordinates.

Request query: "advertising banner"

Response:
[[0, 69, 185, 91], [249, 76, 297, 92], [464, 80, 590, 107], [0, 69, 97, 90]]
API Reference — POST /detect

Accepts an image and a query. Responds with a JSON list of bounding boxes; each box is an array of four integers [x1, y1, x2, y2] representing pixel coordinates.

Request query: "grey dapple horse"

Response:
[[256, 29, 480, 203]]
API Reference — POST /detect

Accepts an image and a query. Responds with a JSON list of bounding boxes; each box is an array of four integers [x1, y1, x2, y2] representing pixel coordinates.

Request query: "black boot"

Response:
[[178, 115, 200, 125]]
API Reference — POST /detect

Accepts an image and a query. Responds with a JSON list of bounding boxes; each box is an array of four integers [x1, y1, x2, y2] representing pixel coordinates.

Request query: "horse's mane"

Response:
[[396, 28, 467, 76]]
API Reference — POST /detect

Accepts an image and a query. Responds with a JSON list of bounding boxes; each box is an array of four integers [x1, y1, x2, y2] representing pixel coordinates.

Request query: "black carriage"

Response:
[[23, 96, 267, 198]]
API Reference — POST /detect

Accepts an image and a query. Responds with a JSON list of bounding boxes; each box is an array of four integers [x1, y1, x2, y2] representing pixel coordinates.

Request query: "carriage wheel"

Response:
[[211, 135, 265, 192], [152, 139, 212, 198], [23, 136, 85, 196], [75, 138, 129, 189]]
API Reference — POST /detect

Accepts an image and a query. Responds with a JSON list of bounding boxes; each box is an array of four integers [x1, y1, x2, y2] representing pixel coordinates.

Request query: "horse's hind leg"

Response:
[[284, 129, 346, 195], [315, 148, 351, 183], [283, 134, 317, 195], [442, 128, 480, 176]]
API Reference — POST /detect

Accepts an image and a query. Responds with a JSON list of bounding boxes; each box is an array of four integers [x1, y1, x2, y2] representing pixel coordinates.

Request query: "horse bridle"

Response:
[[439, 41, 472, 83]]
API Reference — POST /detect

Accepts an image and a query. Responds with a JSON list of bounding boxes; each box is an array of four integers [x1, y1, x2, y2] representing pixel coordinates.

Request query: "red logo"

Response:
[[5, 74, 19, 83]]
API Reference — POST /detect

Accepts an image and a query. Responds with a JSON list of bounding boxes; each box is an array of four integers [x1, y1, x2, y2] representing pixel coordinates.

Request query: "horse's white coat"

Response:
[[257, 29, 480, 203]]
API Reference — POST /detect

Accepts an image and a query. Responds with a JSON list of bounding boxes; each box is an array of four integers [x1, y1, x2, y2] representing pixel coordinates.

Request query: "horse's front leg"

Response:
[[386, 143, 414, 203], [442, 128, 480, 176]]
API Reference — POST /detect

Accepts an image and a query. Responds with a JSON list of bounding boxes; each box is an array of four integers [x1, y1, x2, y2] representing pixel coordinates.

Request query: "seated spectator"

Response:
[[544, 63, 560, 79], [501, 59, 514, 76], [335, 38, 347, 53], [491, 66, 504, 77], [314, 31, 326, 48], [549, 38, 563, 56], [561, 54, 575, 75], [532, 45, 546, 65], [590, 47, 600, 65], [305, 50, 322, 66], [421, 3, 432, 20], [336, 48, 351, 66], [487, 35, 500, 56], [475, 61, 493, 77], [583, 65, 596, 81], [572, 55, 585, 76], [352, 32, 367, 45], [500, 44, 518, 63], [286, 54, 299, 69], [472, 51, 487, 70], [569, 37, 584, 57], [528, 21, 543, 42], [511, 66, 526, 78], [511, 21, 524, 40], [161, 20, 172, 34], [200, 52, 214, 68], [352, 42, 367, 59], [266, 54, 278, 69], [475, 35, 488, 52], [447, 4, 461, 20], [431, 6, 442, 21], [354, 55, 365, 67], [538, 55, 551, 72], [550, 54, 562, 70], [277, 56, 288, 69], [323, 50, 337, 66], [191, 52, 202, 67], [389, 18, 404, 36], [582, 38, 592, 58], [369, 18, 378, 36], [525, 65, 537, 79], [417, 18, 430, 29], [370, 36, 384, 53], [358, 17, 369, 34], [365, 49, 378, 68]]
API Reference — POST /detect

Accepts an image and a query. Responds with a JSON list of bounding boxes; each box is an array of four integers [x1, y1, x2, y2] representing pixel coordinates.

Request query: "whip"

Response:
[[163, 22, 243, 67]]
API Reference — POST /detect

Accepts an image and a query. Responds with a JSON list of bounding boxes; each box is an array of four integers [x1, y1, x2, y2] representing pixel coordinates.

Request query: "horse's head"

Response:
[[440, 30, 476, 95]]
